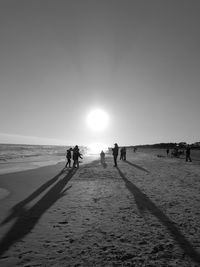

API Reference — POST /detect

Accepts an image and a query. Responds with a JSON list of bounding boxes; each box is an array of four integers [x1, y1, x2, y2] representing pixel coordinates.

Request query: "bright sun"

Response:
[[86, 108, 109, 132]]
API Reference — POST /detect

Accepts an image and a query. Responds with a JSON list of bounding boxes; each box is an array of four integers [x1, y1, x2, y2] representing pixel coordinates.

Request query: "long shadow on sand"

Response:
[[1, 169, 65, 226], [0, 168, 77, 256], [101, 160, 107, 169], [117, 167, 200, 264], [125, 160, 149, 173]]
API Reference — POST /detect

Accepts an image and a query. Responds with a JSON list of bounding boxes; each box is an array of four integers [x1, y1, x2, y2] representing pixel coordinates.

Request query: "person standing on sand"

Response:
[[185, 146, 192, 162], [73, 145, 83, 168], [123, 147, 126, 161], [65, 147, 72, 168], [166, 148, 169, 157], [120, 147, 123, 160], [100, 150, 105, 164], [112, 143, 119, 167], [120, 147, 126, 160]]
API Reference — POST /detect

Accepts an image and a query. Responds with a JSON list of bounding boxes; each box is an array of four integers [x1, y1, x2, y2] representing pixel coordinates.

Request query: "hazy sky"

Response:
[[0, 0, 200, 147]]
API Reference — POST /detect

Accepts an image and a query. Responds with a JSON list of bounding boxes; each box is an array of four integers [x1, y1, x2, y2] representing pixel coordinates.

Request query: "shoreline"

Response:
[[0, 153, 100, 176], [0, 149, 199, 266], [0, 157, 66, 176], [0, 154, 99, 201]]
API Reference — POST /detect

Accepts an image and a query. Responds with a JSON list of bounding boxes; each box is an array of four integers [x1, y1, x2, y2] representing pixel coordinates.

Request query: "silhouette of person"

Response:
[[166, 148, 169, 156], [120, 147, 123, 160], [123, 147, 126, 160], [65, 147, 72, 168], [120, 147, 126, 160], [185, 146, 192, 162], [100, 150, 105, 164], [112, 143, 119, 167], [73, 145, 83, 168]]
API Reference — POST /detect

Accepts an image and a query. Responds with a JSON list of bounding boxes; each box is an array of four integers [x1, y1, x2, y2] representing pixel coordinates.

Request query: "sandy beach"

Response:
[[0, 149, 200, 266]]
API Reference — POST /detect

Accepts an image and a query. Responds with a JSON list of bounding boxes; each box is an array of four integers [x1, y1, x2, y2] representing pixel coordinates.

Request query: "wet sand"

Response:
[[0, 150, 200, 266]]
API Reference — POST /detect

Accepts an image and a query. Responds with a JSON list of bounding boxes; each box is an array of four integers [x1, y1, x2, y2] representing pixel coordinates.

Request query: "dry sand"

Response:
[[0, 150, 200, 266]]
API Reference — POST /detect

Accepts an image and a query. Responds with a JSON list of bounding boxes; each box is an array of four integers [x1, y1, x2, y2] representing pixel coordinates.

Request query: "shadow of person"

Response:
[[100, 159, 107, 169], [100, 151, 107, 168], [102, 162, 107, 168], [125, 160, 149, 173], [116, 167, 200, 264], [0, 168, 77, 256], [1, 169, 65, 226]]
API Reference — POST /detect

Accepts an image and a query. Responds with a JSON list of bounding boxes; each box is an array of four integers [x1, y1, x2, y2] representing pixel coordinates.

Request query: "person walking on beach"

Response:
[[120, 147, 126, 160], [120, 147, 123, 160], [123, 147, 126, 161], [112, 143, 119, 167], [65, 147, 72, 168], [185, 146, 192, 162], [166, 148, 169, 157], [100, 150, 105, 164], [73, 145, 83, 168]]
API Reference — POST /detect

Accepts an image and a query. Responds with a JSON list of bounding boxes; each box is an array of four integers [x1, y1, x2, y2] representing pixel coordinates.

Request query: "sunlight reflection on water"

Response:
[[87, 143, 109, 155]]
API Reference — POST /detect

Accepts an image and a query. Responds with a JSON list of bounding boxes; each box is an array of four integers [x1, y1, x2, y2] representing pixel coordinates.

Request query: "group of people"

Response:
[[185, 147, 192, 162], [65, 145, 83, 169], [100, 143, 126, 167], [166, 146, 192, 162], [120, 147, 126, 161], [65, 143, 122, 169], [65, 144, 193, 170]]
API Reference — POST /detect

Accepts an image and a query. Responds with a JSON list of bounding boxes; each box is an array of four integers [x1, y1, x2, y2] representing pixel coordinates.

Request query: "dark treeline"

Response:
[[133, 142, 200, 150]]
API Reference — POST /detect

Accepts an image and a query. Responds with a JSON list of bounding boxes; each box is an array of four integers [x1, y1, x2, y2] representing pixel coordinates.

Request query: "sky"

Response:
[[0, 0, 200, 147]]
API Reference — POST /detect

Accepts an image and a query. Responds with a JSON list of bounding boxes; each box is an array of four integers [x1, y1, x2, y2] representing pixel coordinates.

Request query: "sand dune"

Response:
[[0, 150, 200, 266]]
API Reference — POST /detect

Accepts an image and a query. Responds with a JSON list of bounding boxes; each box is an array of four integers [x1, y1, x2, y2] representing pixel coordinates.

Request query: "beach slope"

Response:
[[0, 151, 200, 266]]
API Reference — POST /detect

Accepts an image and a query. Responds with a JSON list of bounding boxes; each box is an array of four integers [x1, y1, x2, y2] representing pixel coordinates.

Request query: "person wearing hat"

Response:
[[112, 143, 119, 167]]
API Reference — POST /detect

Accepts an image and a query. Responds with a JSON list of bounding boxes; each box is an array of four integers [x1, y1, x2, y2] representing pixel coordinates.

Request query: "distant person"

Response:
[[112, 143, 119, 167], [120, 147, 123, 160], [100, 150, 105, 164], [172, 147, 179, 157], [65, 147, 72, 168], [166, 148, 169, 157], [123, 147, 126, 160], [73, 145, 83, 168], [120, 147, 126, 160], [185, 146, 192, 162]]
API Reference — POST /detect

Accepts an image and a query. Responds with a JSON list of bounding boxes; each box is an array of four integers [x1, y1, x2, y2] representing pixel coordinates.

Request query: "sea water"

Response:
[[0, 144, 88, 175]]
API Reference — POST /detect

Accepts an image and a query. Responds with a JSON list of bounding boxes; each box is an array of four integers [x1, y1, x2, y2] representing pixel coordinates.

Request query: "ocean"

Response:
[[0, 144, 88, 175]]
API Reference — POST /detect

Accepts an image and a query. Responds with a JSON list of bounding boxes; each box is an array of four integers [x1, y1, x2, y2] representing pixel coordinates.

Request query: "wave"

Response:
[[0, 144, 87, 162]]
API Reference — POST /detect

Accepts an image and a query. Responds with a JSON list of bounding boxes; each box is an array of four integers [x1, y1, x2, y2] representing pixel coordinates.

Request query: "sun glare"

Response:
[[88, 143, 108, 155], [86, 109, 109, 132]]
